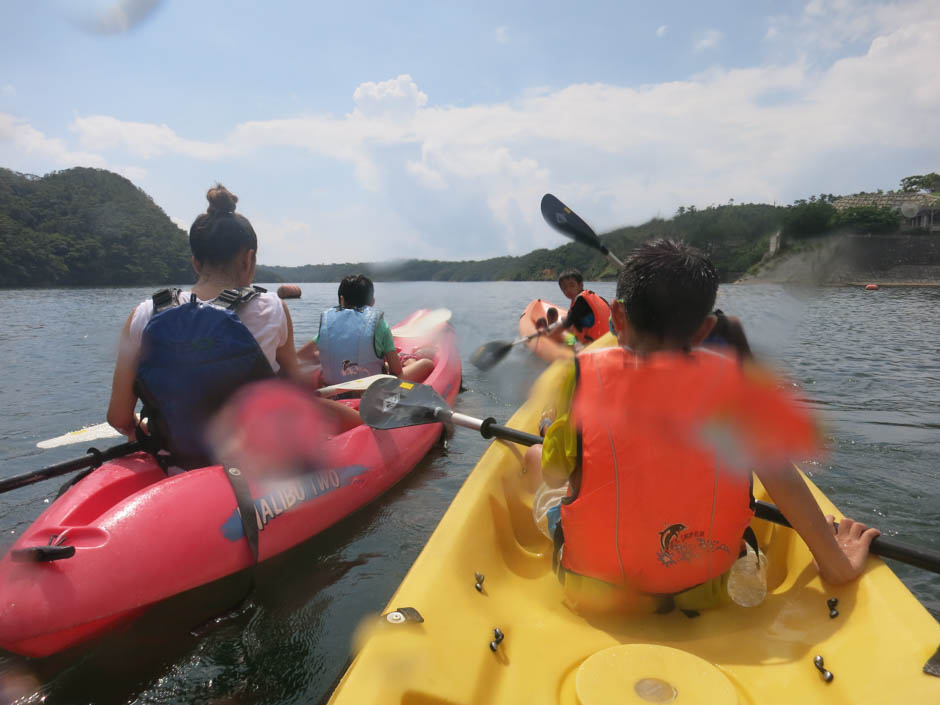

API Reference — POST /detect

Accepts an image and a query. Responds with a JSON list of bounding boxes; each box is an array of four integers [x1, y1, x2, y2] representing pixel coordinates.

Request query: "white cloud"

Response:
[[0, 112, 108, 167], [494, 25, 510, 44], [7, 1, 940, 262], [694, 29, 723, 51], [352, 74, 428, 119], [765, 26, 779, 40], [656, 25, 667, 38], [1, 84, 14, 97], [71, 115, 226, 159]]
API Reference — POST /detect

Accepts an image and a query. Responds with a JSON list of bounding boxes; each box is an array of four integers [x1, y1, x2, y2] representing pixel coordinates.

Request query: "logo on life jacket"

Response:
[[659, 523, 686, 553], [656, 521, 732, 568], [341, 359, 366, 376]]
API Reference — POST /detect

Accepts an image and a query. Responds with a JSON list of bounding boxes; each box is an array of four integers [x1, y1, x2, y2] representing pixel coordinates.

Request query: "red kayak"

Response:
[[0, 309, 459, 658]]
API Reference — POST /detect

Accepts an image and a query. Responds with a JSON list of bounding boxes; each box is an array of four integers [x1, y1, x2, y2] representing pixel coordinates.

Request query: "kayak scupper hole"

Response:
[[634, 678, 678, 703], [486, 493, 552, 579]]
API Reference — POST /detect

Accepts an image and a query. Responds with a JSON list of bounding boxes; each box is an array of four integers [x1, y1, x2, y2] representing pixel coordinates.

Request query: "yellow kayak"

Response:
[[329, 337, 940, 705]]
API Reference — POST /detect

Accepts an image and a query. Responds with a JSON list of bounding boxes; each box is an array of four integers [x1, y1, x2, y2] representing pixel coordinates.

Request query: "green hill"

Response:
[[0, 167, 285, 287], [0, 167, 195, 287], [266, 202, 786, 284], [0, 166, 802, 287]]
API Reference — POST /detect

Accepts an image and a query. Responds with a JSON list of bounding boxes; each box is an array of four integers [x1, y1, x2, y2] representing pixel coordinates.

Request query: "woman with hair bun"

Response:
[[107, 185, 358, 470]]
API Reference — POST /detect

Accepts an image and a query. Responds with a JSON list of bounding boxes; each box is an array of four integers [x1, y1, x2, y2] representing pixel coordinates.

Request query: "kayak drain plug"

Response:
[[813, 655, 834, 683], [827, 597, 839, 618], [489, 628, 504, 652], [474, 572, 485, 592]]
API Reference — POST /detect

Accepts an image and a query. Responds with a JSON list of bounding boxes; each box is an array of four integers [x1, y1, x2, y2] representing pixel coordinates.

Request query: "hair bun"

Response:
[[206, 184, 238, 215]]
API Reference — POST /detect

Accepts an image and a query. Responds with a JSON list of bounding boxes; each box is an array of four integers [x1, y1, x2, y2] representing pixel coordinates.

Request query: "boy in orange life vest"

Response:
[[526, 240, 880, 613], [557, 269, 612, 346]]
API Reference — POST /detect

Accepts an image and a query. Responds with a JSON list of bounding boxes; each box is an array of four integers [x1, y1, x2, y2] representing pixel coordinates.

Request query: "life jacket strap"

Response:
[[151, 288, 183, 315], [212, 285, 263, 310]]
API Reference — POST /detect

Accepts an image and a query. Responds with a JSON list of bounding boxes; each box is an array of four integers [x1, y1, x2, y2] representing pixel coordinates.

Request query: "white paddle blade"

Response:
[[38, 422, 122, 449], [316, 374, 397, 397], [391, 308, 452, 338]]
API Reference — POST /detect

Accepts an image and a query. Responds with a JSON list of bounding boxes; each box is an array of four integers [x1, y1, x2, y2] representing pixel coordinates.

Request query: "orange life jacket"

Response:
[[571, 290, 611, 344], [560, 346, 756, 595]]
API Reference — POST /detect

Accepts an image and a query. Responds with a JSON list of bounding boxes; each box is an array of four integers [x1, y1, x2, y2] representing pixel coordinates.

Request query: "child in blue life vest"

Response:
[[300, 274, 433, 387], [525, 239, 880, 615], [556, 268, 612, 347]]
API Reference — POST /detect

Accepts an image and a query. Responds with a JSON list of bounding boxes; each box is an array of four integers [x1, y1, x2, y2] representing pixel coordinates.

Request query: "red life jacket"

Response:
[[560, 346, 756, 595], [571, 290, 611, 344]]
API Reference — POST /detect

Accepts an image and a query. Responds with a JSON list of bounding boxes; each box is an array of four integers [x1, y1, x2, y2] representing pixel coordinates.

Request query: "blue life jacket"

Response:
[[134, 286, 275, 469], [317, 305, 385, 386]]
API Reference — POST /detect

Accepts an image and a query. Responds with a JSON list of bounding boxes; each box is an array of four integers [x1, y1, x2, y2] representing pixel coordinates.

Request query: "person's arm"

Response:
[[373, 318, 404, 376], [384, 350, 404, 376], [562, 295, 593, 330], [754, 463, 880, 584], [107, 309, 141, 439], [539, 362, 579, 488], [297, 338, 319, 364], [275, 301, 302, 380]]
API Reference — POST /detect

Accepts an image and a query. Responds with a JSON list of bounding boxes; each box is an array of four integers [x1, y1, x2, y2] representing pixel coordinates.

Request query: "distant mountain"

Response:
[[1, 166, 790, 287], [266, 203, 787, 284]]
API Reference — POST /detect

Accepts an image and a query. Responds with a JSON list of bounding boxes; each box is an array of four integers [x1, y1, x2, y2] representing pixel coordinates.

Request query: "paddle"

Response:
[[38, 422, 122, 449], [540, 193, 624, 269], [37, 372, 401, 449], [360, 378, 541, 446], [0, 440, 143, 494], [470, 321, 564, 371], [315, 374, 397, 397], [360, 380, 940, 575]]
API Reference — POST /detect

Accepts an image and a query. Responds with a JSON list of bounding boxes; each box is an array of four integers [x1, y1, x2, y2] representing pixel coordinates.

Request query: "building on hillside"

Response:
[[832, 192, 940, 232]]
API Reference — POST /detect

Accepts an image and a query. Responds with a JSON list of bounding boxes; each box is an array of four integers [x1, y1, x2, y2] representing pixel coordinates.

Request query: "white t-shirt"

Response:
[[128, 290, 288, 372]]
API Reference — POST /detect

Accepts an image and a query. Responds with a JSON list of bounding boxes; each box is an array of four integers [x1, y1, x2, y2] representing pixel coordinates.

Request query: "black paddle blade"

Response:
[[360, 378, 449, 430], [470, 340, 513, 371], [540, 193, 609, 255]]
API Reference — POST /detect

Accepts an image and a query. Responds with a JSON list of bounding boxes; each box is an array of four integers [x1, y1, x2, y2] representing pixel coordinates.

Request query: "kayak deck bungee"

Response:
[[0, 309, 460, 658], [518, 298, 573, 364], [328, 333, 940, 705]]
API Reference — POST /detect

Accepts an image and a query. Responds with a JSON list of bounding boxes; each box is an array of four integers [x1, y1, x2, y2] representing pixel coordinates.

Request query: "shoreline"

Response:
[[736, 279, 940, 287]]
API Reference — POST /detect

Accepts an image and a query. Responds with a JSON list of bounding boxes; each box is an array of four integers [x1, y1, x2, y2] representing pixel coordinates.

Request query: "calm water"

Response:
[[0, 282, 937, 704]]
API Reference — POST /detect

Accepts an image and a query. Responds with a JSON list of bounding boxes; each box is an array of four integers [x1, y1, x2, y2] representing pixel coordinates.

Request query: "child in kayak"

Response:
[[107, 184, 359, 468], [525, 239, 879, 614], [301, 274, 433, 387], [556, 268, 612, 347]]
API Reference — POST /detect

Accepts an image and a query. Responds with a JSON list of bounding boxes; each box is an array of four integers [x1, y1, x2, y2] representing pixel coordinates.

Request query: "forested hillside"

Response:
[[9, 165, 928, 288], [266, 202, 786, 284], [0, 167, 195, 287]]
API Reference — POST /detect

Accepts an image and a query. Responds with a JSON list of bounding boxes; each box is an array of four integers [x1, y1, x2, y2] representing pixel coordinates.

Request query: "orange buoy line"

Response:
[[865, 284, 880, 291]]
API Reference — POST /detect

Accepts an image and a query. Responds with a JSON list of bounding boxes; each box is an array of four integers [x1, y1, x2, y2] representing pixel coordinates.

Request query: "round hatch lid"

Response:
[[575, 643, 737, 705]]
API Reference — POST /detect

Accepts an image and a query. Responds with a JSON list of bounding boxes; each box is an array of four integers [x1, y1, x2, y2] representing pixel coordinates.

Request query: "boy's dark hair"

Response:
[[616, 239, 718, 343], [338, 274, 374, 308], [189, 185, 258, 266], [557, 268, 584, 286]]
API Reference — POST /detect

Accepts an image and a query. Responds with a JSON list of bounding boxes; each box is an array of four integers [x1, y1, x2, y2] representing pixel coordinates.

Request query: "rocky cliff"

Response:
[[739, 234, 940, 285]]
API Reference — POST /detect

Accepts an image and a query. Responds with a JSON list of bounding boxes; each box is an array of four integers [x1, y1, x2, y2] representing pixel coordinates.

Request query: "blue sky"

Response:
[[2, 0, 938, 266]]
